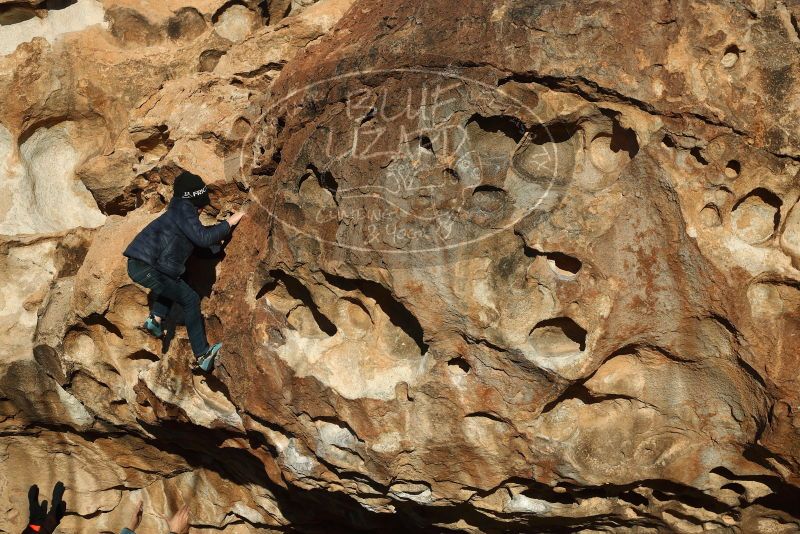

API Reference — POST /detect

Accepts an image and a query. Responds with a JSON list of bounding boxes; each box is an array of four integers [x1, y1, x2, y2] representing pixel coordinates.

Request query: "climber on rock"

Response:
[[123, 170, 245, 371]]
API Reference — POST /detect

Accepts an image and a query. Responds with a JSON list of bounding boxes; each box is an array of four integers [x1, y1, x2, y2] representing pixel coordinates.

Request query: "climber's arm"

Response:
[[174, 202, 232, 248], [120, 500, 142, 534]]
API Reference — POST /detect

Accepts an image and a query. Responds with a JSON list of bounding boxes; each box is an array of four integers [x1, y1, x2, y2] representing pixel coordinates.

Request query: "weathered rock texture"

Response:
[[2, 0, 800, 532]]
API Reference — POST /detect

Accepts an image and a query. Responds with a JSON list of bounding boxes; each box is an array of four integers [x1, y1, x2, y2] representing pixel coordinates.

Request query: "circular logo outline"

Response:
[[234, 67, 561, 254]]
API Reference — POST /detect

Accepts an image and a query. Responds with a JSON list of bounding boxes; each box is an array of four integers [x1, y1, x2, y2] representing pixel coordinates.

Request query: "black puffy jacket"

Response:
[[123, 197, 230, 278]]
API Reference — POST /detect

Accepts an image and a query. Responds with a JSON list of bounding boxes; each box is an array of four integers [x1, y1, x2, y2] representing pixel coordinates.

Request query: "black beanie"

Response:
[[174, 171, 210, 207]]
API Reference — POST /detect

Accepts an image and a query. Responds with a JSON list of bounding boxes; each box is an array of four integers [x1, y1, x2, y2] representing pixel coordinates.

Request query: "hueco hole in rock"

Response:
[[1, 0, 800, 533]]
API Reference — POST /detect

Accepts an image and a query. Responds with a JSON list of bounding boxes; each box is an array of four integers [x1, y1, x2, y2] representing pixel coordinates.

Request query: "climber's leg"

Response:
[[171, 280, 209, 357], [148, 276, 209, 357], [128, 259, 166, 338], [127, 258, 154, 287], [127, 258, 210, 356], [142, 296, 171, 338], [150, 295, 172, 322], [197, 342, 223, 371]]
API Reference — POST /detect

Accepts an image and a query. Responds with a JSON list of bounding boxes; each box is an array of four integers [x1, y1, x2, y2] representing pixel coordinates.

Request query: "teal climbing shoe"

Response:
[[143, 315, 163, 338], [197, 342, 222, 372]]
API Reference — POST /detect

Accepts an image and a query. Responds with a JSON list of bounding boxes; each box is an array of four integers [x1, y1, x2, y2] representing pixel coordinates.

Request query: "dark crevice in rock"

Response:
[[459, 332, 514, 354], [473, 184, 505, 194], [690, 146, 709, 165], [524, 245, 583, 275], [547, 252, 582, 274], [323, 272, 428, 353], [308, 414, 363, 443], [463, 478, 667, 531], [602, 109, 640, 159], [708, 312, 740, 339], [447, 356, 470, 374], [41, 0, 78, 9], [540, 383, 646, 414], [268, 270, 337, 336], [166, 7, 206, 41], [245, 410, 296, 440], [530, 317, 587, 351], [419, 134, 433, 153], [519, 484, 578, 505], [245, 427, 281, 458], [0, 3, 38, 25], [128, 411, 396, 532], [721, 482, 747, 494], [466, 113, 525, 144], [306, 163, 339, 200], [83, 313, 124, 339], [18, 114, 71, 145], [33, 345, 66, 383], [102, 187, 145, 216], [497, 71, 749, 136], [132, 124, 171, 153], [733, 188, 782, 225], [234, 61, 286, 79], [711, 465, 800, 518], [279, 0, 292, 20], [359, 107, 377, 125], [128, 349, 159, 362], [464, 411, 508, 423], [251, 146, 279, 176], [1, 418, 129, 441], [575, 479, 732, 516], [527, 121, 578, 144], [199, 49, 225, 72], [255, 274, 278, 300], [255, 0, 270, 23], [659, 507, 709, 527], [704, 314, 768, 389], [211, 0, 244, 23], [618, 490, 649, 507], [126, 419, 319, 525], [723, 44, 743, 58], [202, 369, 235, 402], [341, 295, 372, 319], [443, 167, 459, 183]]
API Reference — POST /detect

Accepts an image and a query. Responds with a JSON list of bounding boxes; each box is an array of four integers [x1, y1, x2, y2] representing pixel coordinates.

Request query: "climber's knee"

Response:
[[179, 288, 201, 309]]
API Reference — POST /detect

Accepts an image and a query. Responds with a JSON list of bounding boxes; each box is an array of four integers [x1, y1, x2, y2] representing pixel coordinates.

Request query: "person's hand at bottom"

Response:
[[26, 482, 66, 534], [126, 500, 143, 532], [40, 481, 66, 533], [167, 504, 190, 534]]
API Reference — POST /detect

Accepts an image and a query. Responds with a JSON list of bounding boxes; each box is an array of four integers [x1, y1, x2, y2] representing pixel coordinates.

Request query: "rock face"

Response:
[[2, 0, 800, 532]]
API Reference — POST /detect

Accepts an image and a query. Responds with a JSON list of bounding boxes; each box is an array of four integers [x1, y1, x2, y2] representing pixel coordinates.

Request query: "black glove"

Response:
[[23, 482, 66, 534]]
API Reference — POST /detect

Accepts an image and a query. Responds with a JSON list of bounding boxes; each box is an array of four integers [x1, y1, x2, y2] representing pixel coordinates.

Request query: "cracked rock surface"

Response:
[[2, 0, 800, 532]]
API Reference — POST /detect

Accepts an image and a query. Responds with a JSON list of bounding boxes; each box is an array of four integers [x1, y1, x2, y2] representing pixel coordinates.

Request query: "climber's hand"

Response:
[[27, 484, 47, 526], [227, 210, 245, 226], [27, 481, 66, 534], [41, 481, 66, 533], [167, 504, 190, 534], [127, 500, 143, 532]]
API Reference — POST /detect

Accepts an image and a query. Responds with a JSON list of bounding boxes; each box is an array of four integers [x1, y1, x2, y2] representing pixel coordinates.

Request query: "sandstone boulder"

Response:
[[2, 0, 800, 532]]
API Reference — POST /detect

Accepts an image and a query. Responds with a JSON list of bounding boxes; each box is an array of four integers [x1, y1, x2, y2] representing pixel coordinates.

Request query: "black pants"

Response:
[[126, 258, 208, 356]]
